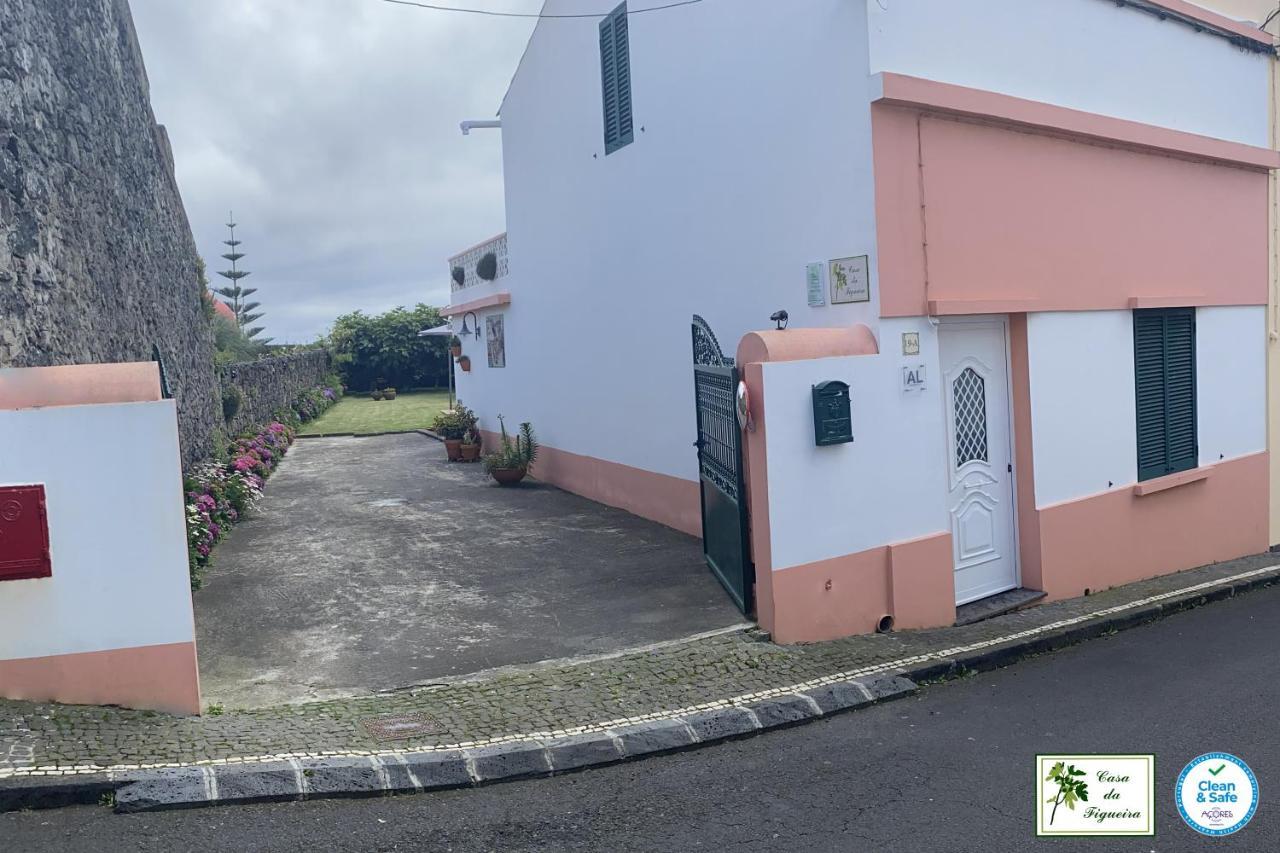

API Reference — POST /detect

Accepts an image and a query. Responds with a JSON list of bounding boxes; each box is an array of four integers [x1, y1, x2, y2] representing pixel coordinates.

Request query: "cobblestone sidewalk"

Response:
[[2, 552, 1277, 793]]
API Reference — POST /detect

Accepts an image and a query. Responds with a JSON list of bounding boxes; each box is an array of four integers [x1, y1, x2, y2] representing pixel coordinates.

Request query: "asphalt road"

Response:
[[8, 582, 1280, 852]]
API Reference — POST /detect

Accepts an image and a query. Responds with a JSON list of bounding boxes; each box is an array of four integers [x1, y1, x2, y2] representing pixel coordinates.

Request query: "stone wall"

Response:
[[0, 0, 220, 464], [220, 350, 333, 437]]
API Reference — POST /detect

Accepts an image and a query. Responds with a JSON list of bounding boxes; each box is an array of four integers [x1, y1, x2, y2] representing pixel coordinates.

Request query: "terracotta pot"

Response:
[[444, 439, 463, 462], [384, 390, 397, 400], [459, 356, 471, 372], [460, 443, 481, 462], [450, 344, 462, 358], [490, 467, 527, 486]]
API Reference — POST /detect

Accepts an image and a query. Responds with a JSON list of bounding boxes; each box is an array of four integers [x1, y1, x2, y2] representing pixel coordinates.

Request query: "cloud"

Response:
[[128, 0, 535, 342]]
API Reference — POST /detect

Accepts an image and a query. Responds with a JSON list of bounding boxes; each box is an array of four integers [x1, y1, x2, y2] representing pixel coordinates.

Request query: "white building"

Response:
[[447, 0, 1275, 640]]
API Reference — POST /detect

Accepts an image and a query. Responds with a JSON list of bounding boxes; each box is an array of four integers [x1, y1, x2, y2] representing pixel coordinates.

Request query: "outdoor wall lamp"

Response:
[[770, 309, 789, 331], [459, 311, 482, 340]]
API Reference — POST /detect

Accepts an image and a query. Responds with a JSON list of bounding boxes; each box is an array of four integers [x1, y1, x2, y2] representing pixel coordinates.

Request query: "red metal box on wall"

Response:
[[0, 484, 51, 581]]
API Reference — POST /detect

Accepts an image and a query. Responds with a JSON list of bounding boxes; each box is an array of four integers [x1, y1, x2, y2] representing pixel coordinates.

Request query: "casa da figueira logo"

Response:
[[1175, 752, 1259, 836], [1035, 755, 1155, 837]]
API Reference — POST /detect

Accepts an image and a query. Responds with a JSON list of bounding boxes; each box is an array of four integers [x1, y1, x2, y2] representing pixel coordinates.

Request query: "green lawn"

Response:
[[299, 390, 452, 436]]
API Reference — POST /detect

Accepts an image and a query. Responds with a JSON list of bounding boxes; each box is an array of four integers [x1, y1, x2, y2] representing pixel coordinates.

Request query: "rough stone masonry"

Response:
[[0, 0, 219, 463]]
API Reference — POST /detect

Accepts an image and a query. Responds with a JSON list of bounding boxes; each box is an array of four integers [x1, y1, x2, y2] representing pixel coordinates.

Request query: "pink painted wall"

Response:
[[873, 102, 1269, 317], [737, 327, 953, 642], [478, 429, 702, 537], [1035, 452, 1268, 600]]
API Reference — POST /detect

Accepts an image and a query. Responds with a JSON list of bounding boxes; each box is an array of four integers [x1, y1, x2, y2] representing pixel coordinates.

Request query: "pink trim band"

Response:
[[0, 641, 201, 715], [765, 532, 954, 643], [0, 363, 162, 411], [478, 429, 701, 537], [928, 298, 1042, 316], [1036, 452, 1267, 600], [1142, 0, 1274, 45], [448, 232, 507, 263], [444, 292, 511, 316], [874, 72, 1280, 170], [1128, 295, 1207, 309]]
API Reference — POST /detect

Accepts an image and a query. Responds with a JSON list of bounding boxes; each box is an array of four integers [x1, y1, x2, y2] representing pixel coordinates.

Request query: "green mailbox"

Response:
[[812, 380, 852, 446]]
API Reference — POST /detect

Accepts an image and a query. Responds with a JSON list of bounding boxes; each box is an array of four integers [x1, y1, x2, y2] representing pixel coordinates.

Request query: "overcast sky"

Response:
[[129, 0, 538, 343]]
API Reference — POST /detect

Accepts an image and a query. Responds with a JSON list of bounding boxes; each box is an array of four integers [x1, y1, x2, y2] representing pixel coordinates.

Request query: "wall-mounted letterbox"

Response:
[[812, 380, 852, 446], [0, 484, 51, 581]]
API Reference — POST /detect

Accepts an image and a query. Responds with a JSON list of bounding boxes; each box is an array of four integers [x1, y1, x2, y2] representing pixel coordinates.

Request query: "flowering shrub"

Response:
[[184, 378, 343, 589], [290, 375, 343, 423], [183, 456, 268, 590]]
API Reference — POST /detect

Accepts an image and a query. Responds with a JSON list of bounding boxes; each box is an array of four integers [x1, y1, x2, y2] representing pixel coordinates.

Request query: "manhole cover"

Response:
[[361, 713, 446, 742]]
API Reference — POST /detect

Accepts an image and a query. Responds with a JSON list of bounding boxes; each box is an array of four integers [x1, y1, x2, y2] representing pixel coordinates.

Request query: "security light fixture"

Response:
[[770, 309, 789, 331]]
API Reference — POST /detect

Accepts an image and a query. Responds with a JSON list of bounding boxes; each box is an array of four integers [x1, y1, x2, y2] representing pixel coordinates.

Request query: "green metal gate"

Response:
[[691, 315, 754, 615]]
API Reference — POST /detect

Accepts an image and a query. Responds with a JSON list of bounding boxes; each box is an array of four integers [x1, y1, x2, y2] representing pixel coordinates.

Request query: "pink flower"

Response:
[[233, 456, 256, 472]]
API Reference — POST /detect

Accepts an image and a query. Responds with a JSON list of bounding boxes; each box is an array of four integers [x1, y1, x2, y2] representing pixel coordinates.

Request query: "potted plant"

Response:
[[483, 417, 537, 486], [459, 355, 472, 372], [476, 251, 498, 282], [449, 335, 463, 359], [460, 427, 481, 462], [384, 387, 398, 400], [371, 388, 384, 401], [451, 266, 466, 288], [431, 407, 465, 460]]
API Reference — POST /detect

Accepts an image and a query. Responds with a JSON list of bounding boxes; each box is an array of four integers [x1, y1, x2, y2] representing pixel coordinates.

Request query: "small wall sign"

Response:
[[806, 262, 826, 307], [901, 331, 920, 356], [902, 365, 927, 392], [829, 255, 870, 304]]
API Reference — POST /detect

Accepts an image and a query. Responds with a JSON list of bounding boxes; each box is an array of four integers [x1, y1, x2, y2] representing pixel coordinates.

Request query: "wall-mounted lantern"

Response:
[[458, 310, 482, 341]]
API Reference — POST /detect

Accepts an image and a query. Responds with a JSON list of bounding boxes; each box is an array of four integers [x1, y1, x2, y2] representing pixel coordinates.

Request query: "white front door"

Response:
[[939, 319, 1018, 606]]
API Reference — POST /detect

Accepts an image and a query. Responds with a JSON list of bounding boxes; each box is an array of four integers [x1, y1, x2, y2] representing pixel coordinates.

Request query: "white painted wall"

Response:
[[867, 0, 1270, 146], [1027, 311, 1137, 507], [1197, 306, 1267, 465], [762, 318, 949, 571], [0, 400, 197, 661], [455, 0, 880, 483], [1027, 307, 1265, 508]]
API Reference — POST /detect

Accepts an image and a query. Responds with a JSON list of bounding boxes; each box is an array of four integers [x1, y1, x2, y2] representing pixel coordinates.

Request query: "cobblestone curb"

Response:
[[106, 673, 913, 813], [2, 557, 1278, 814]]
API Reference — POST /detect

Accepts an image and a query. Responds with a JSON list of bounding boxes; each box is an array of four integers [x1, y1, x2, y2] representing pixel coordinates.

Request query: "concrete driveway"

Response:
[[195, 433, 744, 708]]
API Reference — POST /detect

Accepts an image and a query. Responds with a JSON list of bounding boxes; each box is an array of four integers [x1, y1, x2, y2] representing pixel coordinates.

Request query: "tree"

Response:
[[327, 304, 450, 392], [213, 213, 271, 344]]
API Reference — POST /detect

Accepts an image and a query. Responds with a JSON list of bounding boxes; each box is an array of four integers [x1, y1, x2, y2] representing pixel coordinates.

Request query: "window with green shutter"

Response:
[[599, 2, 634, 155], [1133, 307, 1197, 481]]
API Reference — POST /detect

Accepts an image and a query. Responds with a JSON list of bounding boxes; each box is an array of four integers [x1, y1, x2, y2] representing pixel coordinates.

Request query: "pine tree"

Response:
[[213, 213, 269, 342]]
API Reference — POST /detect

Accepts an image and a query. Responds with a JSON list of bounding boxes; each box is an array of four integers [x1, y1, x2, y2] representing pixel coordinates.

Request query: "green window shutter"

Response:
[[599, 2, 634, 155], [1133, 308, 1197, 481]]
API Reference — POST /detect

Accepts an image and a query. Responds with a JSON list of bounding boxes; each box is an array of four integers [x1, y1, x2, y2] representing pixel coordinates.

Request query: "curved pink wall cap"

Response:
[[736, 325, 879, 365], [0, 362, 162, 411]]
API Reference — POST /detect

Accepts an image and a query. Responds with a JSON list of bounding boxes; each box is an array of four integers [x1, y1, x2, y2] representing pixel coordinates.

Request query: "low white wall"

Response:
[[868, 0, 1270, 146], [761, 318, 948, 571], [1026, 307, 1265, 508], [0, 400, 196, 660]]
